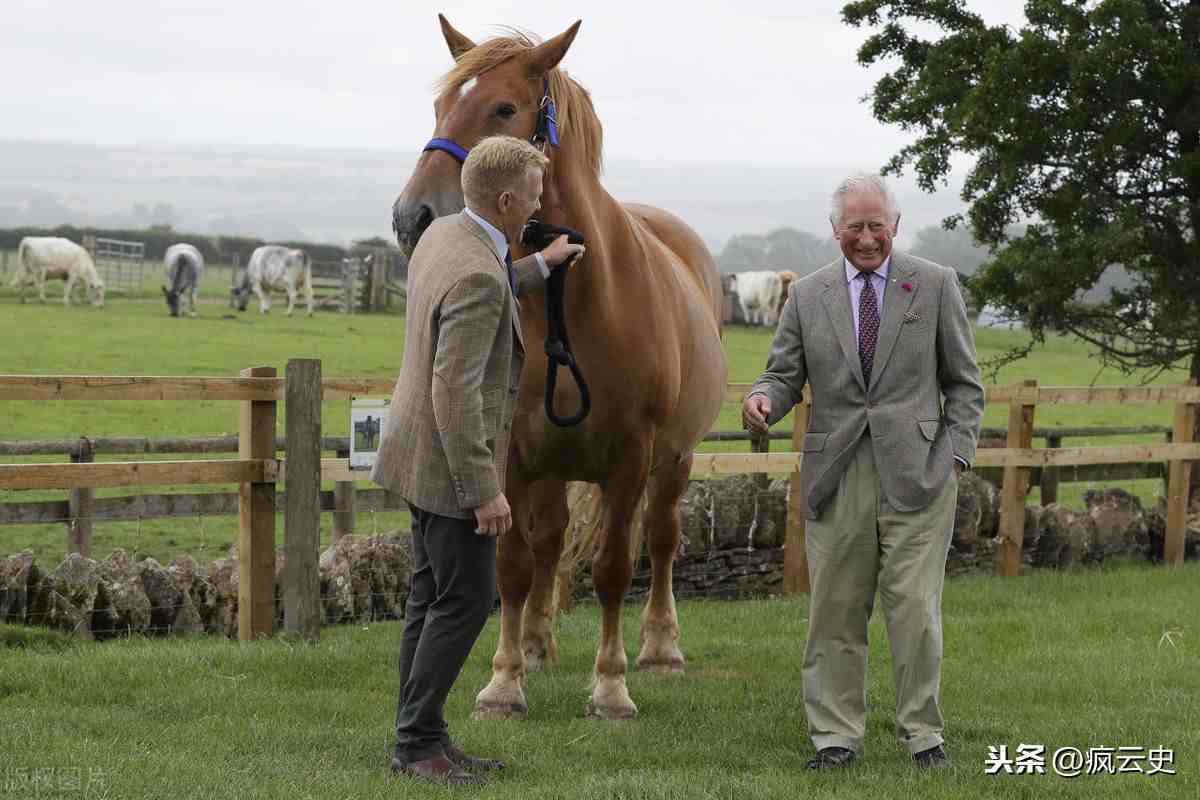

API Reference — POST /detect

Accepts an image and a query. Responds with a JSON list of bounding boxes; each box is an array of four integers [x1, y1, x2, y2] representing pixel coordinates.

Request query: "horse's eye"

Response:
[[497, 104, 517, 119]]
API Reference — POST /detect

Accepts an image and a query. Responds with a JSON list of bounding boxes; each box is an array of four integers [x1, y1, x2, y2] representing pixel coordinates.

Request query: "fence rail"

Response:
[[1, 369, 1196, 641]]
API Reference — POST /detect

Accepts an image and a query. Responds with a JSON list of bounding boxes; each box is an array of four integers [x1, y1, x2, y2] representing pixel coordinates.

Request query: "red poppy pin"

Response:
[[901, 282, 913, 292]]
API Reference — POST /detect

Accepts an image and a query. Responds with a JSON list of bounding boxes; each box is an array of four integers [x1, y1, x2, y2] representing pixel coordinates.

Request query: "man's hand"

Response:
[[541, 234, 585, 269], [474, 493, 512, 537], [742, 393, 771, 435]]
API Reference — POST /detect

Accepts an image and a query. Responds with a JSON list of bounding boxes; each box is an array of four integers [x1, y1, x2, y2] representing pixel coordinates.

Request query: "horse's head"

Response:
[[90, 278, 105, 308], [162, 285, 181, 317], [391, 15, 581, 254]]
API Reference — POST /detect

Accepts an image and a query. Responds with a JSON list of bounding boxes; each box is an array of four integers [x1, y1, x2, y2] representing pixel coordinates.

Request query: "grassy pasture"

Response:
[[0, 561, 1196, 798], [0, 285, 1189, 565]]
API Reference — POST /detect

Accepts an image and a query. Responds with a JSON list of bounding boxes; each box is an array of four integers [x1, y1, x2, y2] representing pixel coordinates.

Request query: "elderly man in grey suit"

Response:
[[743, 173, 983, 771], [373, 135, 584, 786]]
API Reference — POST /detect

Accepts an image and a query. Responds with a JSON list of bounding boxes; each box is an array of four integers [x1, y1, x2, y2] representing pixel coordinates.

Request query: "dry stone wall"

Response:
[[3, 477, 1195, 640]]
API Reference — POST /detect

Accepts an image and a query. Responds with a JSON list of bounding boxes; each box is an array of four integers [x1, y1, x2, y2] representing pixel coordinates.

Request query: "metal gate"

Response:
[[87, 236, 146, 296]]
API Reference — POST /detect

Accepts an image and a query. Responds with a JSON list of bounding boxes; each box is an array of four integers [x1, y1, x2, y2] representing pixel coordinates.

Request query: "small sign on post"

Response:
[[350, 397, 389, 470]]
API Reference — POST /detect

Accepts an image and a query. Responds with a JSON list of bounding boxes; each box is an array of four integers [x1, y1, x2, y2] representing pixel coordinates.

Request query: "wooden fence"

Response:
[[1, 370, 1196, 640]]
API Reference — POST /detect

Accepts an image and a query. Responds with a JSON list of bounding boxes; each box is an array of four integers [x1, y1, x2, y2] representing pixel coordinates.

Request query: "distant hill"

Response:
[[0, 139, 969, 249]]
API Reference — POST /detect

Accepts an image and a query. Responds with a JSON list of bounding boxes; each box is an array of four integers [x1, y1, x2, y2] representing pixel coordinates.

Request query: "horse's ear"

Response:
[[524, 20, 581, 76], [438, 14, 476, 59]]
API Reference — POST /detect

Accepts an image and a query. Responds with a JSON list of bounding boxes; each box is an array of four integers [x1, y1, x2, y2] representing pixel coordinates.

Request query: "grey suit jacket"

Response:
[[750, 252, 984, 520], [371, 211, 545, 518]]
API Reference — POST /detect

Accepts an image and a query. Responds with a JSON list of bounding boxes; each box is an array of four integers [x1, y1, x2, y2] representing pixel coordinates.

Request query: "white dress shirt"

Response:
[[464, 207, 549, 279]]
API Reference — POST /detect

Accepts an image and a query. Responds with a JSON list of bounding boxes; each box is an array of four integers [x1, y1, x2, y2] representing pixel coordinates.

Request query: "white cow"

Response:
[[731, 270, 783, 326], [12, 237, 105, 307], [231, 246, 313, 316]]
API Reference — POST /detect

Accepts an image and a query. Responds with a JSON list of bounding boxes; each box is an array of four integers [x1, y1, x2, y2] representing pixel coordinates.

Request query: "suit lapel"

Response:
[[457, 212, 524, 353], [870, 253, 918, 387], [820, 264, 867, 393]]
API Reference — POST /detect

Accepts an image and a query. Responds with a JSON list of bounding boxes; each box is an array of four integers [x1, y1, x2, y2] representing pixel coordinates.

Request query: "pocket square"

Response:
[[903, 311, 921, 323]]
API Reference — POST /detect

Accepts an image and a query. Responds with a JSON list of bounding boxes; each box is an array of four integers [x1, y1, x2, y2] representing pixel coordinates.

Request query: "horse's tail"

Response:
[[552, 481, 648, 614]]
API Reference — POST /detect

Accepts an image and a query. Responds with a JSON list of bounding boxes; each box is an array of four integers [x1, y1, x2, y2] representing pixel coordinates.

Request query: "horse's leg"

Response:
[[636, 454, 689, 673], [587, 445, 651, 720], [520, 479, 569, 672], [285, 284, 296, 316], [62, 275, 74, 307], [305, 278, 314, 316], [474, 471, 534, 721], [188, 285, 198, 317]]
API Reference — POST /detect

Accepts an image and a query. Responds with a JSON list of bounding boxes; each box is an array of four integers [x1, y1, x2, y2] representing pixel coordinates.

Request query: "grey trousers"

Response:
[[803, 434, 957, 756], [394, 504, 496, 763]]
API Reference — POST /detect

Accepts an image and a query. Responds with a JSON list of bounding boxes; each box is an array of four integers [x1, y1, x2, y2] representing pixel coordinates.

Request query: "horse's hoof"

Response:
[[471, 701, 528, 721], [637, 657, 685, 675], [584, 701, 637, 721]]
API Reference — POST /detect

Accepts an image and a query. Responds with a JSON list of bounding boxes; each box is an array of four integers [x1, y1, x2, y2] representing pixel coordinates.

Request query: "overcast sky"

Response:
[[5, 0, 1029, 167]]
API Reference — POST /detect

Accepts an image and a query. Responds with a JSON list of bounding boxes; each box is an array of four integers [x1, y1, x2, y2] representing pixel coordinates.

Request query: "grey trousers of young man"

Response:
[[803, 434, 958, 756], [394, 504, 496, 763]]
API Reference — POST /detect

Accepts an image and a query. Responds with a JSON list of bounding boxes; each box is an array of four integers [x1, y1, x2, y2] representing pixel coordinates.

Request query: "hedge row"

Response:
[[0, 226, 397, 265]]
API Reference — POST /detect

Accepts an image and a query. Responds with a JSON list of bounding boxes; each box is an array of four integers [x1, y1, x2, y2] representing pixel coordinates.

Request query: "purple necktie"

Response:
[[857, 271, 880, 386], [504, 250, 516, 296]]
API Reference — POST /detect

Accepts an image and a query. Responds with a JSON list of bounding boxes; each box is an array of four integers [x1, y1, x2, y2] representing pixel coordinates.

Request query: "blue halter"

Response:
[[423, 78, 559, 164]]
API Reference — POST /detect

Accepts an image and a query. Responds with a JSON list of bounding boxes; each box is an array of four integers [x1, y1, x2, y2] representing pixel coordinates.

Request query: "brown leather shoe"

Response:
[[806, 747, 857, 770], [445, 742, 505, 772], [390, 753, 484, 786]]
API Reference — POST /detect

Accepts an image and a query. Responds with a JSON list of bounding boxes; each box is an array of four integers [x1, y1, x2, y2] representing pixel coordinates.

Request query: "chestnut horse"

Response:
[[392, 16, 727, 720]]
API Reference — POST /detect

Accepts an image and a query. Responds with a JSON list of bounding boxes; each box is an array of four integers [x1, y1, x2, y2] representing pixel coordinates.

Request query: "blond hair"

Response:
[[462, 136, 549, 208]]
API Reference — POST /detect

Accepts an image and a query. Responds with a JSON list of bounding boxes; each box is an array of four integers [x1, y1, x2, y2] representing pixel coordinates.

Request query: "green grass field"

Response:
[[1, 561, 1195, 798], [0, 285, 1190, 565]]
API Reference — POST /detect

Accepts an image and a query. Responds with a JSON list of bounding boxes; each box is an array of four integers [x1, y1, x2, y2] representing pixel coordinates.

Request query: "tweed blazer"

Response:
[[372, 211, 545, 518], [750, 252, 984, 520]]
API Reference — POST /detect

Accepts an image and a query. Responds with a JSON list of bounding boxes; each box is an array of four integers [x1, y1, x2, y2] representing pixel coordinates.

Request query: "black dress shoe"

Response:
[[913, 744, 950, 769], [806, 747, 857, 770], [445, 742, 505, 772], [390, 753, 484, 786]]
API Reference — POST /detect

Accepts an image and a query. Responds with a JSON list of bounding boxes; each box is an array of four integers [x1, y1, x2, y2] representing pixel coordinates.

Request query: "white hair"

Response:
[[830, 172, 901, 227]]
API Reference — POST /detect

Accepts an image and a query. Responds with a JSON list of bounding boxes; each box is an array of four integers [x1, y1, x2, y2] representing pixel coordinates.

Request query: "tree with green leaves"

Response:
[[843, 0, 1200, 381]]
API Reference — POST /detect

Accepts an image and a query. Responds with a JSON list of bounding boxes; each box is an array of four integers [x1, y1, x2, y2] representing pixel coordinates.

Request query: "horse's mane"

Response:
[[436, 29, 603, 176]]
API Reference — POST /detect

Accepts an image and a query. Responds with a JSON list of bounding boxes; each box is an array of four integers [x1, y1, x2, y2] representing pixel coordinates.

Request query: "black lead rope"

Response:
[[521, 219, 590, 427]]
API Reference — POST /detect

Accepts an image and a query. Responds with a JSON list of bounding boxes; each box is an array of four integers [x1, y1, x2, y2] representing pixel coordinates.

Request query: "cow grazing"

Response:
[[231, 246, 313, 316], [12, 237, 105, 307], [162, 243, 205, 317], [775, 270, 798, 319], [731, 269, 783, 326]]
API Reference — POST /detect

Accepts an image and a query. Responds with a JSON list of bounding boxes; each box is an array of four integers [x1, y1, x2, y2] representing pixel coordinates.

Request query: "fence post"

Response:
[[370, 257, 388, 311], [67, 437, 94, 557], [238, 365, 277, 640], [783, 401, 810, 595], [997, 379, 1037, 577], [333, 448, 355, 541], [1164, 379, 1197, 565], [284, 359, 322, 640], [1040, 434, 1061, 505]]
